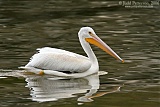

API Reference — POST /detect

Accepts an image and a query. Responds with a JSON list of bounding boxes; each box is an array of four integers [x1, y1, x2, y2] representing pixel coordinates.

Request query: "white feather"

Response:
[[25, 47, 91, 72]]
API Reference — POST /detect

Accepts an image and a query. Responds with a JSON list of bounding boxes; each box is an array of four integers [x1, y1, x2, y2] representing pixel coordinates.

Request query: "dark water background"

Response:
[[0, 0, 159, 107]]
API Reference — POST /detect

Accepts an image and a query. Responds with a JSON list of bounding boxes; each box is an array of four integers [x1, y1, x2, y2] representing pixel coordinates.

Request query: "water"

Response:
[[0, 0, 160, 107]]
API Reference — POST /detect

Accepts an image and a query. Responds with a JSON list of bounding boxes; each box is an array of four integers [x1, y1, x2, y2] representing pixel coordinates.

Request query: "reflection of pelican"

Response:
[[25, 73, 120, 102], [26, 74, 99, 102], [20, 27, 123, 78]]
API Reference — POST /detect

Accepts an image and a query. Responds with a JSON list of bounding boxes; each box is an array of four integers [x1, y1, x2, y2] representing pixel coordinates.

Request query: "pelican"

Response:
[[20, 27, 124, 78]]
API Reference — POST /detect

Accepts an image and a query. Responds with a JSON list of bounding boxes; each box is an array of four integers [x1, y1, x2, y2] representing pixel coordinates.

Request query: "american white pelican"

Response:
[[20, 27, 124, 78]]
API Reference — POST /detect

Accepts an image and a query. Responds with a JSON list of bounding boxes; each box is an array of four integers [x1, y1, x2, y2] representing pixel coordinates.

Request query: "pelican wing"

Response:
[[25, 47, 91, 72]]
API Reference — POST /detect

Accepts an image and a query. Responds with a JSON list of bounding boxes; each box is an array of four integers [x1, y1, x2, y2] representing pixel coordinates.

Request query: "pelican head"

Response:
[[78, 27, 124, 63], [78, 27, 96, 38]]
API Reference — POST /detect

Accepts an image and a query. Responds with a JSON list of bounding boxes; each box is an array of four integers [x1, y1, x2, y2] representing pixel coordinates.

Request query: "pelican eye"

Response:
[[88, 31, 94, 37], [88, 31, 92, 35]]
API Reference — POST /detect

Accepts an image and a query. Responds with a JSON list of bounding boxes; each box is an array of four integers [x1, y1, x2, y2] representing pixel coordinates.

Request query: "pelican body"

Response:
[[20, 27, 123, 78]]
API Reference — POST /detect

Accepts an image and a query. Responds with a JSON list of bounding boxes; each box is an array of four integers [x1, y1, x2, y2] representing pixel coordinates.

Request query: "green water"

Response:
[[0, 0, 159, 107]]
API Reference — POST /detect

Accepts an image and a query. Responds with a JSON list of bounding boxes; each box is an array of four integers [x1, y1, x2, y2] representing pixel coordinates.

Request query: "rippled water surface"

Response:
[[0, 0, 160, 107]]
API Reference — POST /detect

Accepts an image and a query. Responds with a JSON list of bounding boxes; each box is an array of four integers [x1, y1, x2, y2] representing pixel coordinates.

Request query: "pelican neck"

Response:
[[79, 36, 98, 65]]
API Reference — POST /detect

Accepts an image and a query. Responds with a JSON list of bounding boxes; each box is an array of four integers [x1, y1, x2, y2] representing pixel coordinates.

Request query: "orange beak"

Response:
[[85, 34, 124, 63]]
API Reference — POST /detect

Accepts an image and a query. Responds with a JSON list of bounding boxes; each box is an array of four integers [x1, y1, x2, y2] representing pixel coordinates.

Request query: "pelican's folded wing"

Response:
[[25, 47, 91, 72]]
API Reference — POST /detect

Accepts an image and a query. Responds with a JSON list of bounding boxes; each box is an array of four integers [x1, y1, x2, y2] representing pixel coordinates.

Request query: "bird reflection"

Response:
[[25, 72, 121, 103]]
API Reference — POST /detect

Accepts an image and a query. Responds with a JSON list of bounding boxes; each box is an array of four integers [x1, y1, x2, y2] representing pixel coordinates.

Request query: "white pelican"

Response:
[[20, 27, 124, 78]]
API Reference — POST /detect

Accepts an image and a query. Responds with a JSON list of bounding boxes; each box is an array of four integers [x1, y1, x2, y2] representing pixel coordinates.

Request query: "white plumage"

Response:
[[26, 47, 91, 72], [20, 27, 123, 78]]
